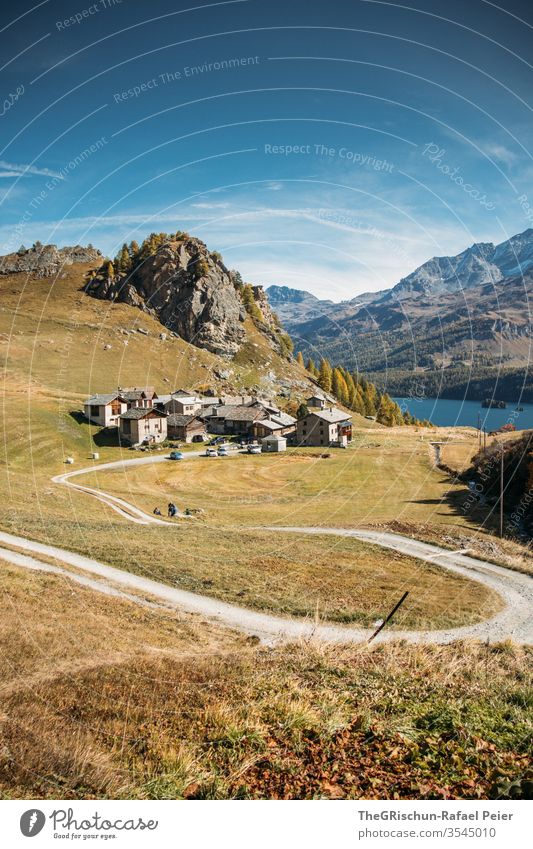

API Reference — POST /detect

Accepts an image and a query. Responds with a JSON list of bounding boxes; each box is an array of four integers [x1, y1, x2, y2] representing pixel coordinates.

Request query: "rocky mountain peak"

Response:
[[0, 242, 102, 278], [84, 235, 287, 358], [267, 285, 322, 305]]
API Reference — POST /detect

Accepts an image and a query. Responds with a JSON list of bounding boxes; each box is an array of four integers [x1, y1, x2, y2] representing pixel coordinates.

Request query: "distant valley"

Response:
[[266, 228, 533, 402]]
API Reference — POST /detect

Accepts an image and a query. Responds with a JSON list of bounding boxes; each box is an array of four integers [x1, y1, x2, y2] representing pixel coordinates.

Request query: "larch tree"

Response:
[[318, 358, 332, 392]]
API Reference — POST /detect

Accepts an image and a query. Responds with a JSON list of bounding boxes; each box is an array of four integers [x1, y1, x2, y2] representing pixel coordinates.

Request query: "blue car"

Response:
[[169, 450, 184, 460]]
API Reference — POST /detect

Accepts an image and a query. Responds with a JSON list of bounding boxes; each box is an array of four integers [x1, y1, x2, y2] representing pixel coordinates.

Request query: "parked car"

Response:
[[169, 450, 184, 460], [248, 445, 262, 455], [217, 447, 229, 456], [205, 447, 218, 457], [191, 434, 206, 443], [210, 436, 226, 445]]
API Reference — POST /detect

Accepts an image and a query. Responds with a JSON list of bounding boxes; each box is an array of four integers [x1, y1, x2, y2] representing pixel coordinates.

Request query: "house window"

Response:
[[111, 401, 121, 416], [90, 405, 99, 417]]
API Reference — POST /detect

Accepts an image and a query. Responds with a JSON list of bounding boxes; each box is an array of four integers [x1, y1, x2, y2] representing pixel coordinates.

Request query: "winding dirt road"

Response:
[[0, 450, 529, 645]]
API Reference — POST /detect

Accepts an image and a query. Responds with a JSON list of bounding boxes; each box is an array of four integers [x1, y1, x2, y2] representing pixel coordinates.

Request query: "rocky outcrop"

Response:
[[0, 242, 102, 277], [85, 237, 247, 357]]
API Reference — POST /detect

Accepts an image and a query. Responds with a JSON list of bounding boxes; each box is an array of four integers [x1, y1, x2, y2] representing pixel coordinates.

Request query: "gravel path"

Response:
[[1, 449, 529, 645], [1, 523, 531, 646]]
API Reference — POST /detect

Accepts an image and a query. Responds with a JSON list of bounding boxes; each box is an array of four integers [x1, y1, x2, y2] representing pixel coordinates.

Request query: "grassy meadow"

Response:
[[0, 265, 531, 800], [0, 561, 530, 800]]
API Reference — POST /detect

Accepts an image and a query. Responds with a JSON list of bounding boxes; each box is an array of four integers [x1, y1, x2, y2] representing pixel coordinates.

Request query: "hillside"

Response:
[[465, 431, 533, 539], [0, 238, 531, 803], [0, 239, 318, 405], [85, 234, 293, 359], [268, 228, 533, 402]]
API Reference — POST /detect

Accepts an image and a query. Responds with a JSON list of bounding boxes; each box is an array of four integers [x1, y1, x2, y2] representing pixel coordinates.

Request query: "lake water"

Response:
[[393, 396, 533, 431]]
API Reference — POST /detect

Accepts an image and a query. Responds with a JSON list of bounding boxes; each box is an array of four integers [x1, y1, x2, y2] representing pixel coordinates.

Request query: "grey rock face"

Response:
[[85, 237, 246, 356], [0, 242, 102, 277]]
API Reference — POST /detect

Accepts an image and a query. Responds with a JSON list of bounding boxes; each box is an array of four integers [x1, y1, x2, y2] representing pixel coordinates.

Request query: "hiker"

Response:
[[168, 502, 177, 518], [153, 507, 162, 516]]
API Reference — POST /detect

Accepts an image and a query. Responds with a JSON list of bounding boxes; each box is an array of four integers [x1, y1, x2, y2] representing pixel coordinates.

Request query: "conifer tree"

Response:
[[353, 387, 366, 416], [332, 367, 349, 406], [117, 243, 131, 274], [345, 372, 356, 400], [241, 284, 264, 322], [363, 382, 377, 417], [296, 351, 305, 367], [337, 373, 349, 406], [318, 358, 332, 393]]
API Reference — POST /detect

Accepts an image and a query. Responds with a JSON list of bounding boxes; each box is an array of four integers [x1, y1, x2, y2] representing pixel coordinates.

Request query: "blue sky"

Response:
[[1, 0, 533, 299]]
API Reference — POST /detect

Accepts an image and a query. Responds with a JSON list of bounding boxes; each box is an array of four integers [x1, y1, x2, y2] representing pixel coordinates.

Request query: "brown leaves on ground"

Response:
[[1, 639, 531, 801]]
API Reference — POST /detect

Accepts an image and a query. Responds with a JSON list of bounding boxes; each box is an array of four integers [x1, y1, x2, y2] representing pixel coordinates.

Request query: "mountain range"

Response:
[[267, 228, 533, 402]]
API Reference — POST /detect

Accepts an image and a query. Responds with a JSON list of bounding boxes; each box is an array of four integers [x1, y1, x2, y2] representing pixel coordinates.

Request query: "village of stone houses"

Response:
[[83, 385, 353, 453]]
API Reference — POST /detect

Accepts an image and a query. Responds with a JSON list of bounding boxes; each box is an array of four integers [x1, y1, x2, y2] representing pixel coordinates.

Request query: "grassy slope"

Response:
[[1, 564, 531, 800], [0, 265, 506, 628], [0, 266, 531, 799]]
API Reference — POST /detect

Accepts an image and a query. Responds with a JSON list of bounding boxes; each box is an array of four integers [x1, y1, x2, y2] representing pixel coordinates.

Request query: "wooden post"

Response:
[[368, 591, 409, 643]]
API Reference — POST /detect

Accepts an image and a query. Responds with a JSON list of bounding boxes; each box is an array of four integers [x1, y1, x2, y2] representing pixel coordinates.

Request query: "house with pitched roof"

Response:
[[252, 411, 297, 439], [297, 408, 352, 447], [167, 414, 206, 442], [156, 393, 202, 415], [205, 403, 266, 435], [83, 392, 127, 427], [306, 391, 336, 410], [119, 387, 158, 409], [118, 407, 167, 446]]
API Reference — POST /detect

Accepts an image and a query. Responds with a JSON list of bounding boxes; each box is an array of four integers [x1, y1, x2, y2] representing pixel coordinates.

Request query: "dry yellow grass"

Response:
[[0, 564, 530, 800], [0, 260, 531, 802]]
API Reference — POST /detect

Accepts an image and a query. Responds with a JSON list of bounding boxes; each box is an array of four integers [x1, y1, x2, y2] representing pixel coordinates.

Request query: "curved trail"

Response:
[[0, 450, 529, 645]]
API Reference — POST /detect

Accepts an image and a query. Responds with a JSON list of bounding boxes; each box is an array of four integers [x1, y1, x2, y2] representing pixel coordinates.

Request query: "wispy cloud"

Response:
[[0, 160, 63, 179], [0, 180, 507, 299], [481, 143, 518, 168]]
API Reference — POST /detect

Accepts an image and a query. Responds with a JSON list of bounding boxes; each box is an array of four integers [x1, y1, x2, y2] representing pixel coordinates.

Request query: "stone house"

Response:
[[163, 394, 202, 415], [252, 411, 297, 439], [297, 408, 352, 447], [83, 392, 127, 427], [167, 414, 206, 442], [205, 404, 265, 435], [119, 387, 158, 409], [306, 391, 336, 410], [118, 407, 167, 446]]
